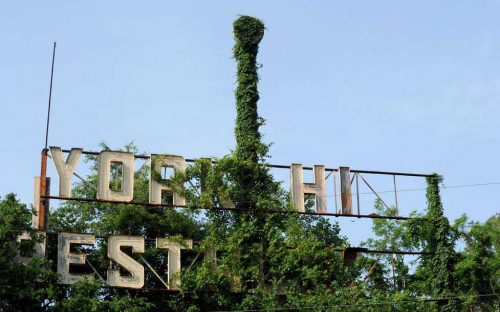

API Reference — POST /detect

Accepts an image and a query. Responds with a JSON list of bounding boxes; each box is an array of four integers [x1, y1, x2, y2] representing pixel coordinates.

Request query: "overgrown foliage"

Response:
[[0, 194, 58, 311], [422, 174, 458, 311], [232, 15, 270, 211], [233, 15, 266, 164]]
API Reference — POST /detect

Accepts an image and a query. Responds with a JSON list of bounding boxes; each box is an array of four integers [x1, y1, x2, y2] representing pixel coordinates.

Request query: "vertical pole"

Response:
[[333, 174, 338, 213], [339, 167, 352, 214], [356, 173, 360, 216], [39, 42, 56, 232], [39, 149, 48, 231], [44, 42, 56, 150], [393, 175, 398, 216], [391, 253, 397, 289]]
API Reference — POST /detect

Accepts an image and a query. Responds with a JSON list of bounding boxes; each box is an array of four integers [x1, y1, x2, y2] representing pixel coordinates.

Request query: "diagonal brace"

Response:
[[140, 256, 169, 289], [358, 174, 391, 210]]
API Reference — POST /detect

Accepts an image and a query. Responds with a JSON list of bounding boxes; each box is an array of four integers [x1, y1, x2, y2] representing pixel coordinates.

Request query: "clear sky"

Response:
[[1, 1, 499, 244]]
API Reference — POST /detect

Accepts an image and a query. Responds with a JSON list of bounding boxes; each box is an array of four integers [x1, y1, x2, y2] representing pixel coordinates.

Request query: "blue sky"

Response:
[[1, 1, 499, 244]]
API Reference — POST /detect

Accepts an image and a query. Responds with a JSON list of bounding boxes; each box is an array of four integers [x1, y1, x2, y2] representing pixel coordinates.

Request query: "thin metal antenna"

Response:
[[44, 42, 57, 149]]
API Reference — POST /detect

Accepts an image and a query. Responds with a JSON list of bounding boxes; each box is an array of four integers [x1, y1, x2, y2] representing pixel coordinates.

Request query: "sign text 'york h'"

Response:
[[49, 147, 353, 214]]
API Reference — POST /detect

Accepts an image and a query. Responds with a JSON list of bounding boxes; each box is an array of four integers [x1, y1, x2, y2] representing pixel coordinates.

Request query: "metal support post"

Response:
[[39, 149, 48, 231]]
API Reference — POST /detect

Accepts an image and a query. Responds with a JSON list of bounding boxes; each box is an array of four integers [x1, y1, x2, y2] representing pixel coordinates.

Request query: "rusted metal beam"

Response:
[[102, 285, 180, 292], [42, 231, 433, 256], [330, 248, 431, 256], [42, 195, 420, 221], [60, 149, 433, 177], [39, 149, 48, 231]]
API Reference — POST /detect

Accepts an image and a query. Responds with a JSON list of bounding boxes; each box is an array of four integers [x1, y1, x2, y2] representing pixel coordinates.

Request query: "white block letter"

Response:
[[150, 155, 186, 205], [15, 231, 46, 264], [338, 167, 352, 214], [290, 164, 327, 213], [57, 233, 95, 284], [156, 238, 193, 290], [50, 147, 82, 198], [97, 151, 135, 202], [107, 236, 144, 289]]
